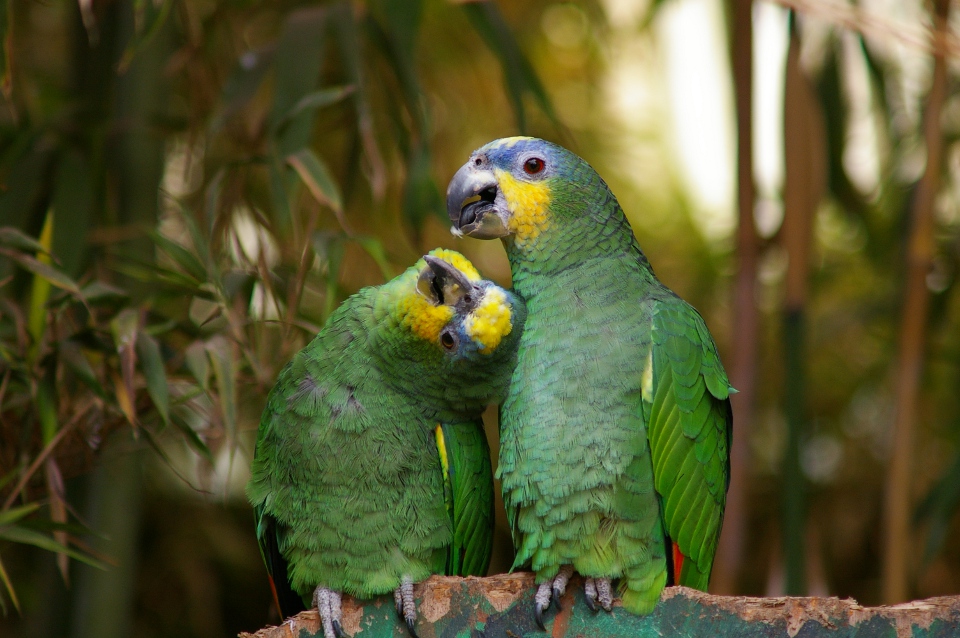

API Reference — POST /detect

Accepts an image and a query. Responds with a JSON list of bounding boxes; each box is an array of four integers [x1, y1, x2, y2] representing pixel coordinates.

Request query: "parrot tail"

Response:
[[672, 541, 685, 585]]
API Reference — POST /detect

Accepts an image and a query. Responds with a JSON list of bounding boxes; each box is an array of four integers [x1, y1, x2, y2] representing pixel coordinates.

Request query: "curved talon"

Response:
[[406, 616, 419, 638], [534, 602, 547, 631], [332, 620, 345, 638], [584, 577, 598, 613], [551, 587, 563, 612], [533, 581, 552, 631]]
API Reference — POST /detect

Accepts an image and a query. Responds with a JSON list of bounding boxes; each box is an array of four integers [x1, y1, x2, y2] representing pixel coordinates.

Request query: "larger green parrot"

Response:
[[246, 249, 525, 638], [446, 137, 733, 623]]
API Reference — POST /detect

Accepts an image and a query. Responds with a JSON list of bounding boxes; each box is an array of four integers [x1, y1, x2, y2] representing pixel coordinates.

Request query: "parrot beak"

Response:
[[418, 255, 478, 308], [446, 163, 511, 239]]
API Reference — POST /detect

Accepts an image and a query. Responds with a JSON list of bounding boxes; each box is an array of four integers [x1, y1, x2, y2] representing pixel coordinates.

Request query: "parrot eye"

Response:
[[440, 331, 456, 350], [523, 157, 545, 175], [474, 157, 482, 166]]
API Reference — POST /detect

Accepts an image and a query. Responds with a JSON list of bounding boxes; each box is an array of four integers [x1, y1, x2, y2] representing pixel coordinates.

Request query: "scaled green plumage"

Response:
[[446, 137, 733, 618], [246, 249, 525, 635]]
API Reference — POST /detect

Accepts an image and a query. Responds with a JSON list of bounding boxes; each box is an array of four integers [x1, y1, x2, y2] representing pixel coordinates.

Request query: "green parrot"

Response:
[[446, 137, 733, 623], [246, 249, 525, 638]]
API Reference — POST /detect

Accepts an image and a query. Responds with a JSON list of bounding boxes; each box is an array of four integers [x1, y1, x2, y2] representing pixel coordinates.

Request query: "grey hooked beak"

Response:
[[445, 163, 510, 239], [418, 255, 478, 307]]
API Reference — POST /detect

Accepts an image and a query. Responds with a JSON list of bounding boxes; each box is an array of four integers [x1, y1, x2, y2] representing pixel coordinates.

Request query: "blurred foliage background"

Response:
[[1, 0, 960, 636]]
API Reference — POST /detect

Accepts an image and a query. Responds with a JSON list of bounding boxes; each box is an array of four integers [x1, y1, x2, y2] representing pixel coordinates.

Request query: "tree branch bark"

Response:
[[239, 574, 960, 638]]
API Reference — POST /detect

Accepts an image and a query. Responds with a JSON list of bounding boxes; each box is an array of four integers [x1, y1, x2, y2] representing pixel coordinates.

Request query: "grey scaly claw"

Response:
[[534, 581, 551, 630], [395, 576, 418, 638], [584, 578, 598, 612], [596, 578, 613, 612], [313, 587, 343, 638]]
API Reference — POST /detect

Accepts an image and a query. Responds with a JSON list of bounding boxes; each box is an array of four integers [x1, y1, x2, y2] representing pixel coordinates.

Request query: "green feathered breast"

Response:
[[246, 250, 524, 616]]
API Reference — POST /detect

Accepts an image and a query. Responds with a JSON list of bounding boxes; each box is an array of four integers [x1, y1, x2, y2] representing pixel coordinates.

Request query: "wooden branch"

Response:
[[239, 573, 960, 638]]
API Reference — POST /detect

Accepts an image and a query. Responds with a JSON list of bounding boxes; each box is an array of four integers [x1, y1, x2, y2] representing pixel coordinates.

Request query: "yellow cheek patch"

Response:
[[495, 168, 551, 246], [397, 292, 454, 343], [464, 287, 513, 354], [426, 249, 481, 282]]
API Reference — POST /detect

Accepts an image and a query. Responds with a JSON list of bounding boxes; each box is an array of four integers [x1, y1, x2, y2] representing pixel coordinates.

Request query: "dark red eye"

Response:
[[523, 157, 545, 175]]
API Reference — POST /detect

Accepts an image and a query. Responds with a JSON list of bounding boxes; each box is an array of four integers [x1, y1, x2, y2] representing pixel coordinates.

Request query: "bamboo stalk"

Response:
[[881, 0, 950, 605], [712, 0, 757, 596]]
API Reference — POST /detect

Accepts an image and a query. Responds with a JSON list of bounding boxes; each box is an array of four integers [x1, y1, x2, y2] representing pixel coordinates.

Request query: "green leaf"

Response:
[[51, 149, 94, 277], [136, 332, 169, 425], [0, 227, 46, 254], [460, 1, 557, 133], [211, 46, 276, 133], [118, 0, 174, 73], [170, 411, 213, 462], [59, 341, 107, 400], [354, 236, 394, 281], [150, 230, 207, 283], [271, 6, 330, 156], [185, 341, 209, 391], [36, 375, 58, 446], [206, 336, 237, 442], [402, 144, 443, 235], [287, 148, 344, 215], [0, 554, 19, 615], [0, 503, 41, 527], [0, 525, 107, 570], [0, 247, 84, 298], [272, 85, 355, 136]]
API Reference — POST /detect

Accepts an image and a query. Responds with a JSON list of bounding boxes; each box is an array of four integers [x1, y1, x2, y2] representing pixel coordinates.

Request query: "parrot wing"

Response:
[[436, 420, 495, 577], [254, 505, 308, 619], [645, 299, 733, 590]]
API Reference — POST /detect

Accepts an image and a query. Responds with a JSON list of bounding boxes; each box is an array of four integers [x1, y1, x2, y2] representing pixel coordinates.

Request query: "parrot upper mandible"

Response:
[[246, 249, 526, 638], [446, 137, 733, 623]]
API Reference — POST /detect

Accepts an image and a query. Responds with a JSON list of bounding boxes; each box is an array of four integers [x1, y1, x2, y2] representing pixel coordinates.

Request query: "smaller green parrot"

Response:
[[246, 249, 525, 638]]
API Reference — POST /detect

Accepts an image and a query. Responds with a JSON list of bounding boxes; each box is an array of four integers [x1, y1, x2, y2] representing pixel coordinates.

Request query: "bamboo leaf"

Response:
[[170, 411, 213, 462], [0, 227, 46, 254], [206, 336, 237, 443], [0, 247, 84, 298], [211, 46, 276, 133], [272, 85, 355, 135], [460, 0, 557, 133], [0, 555, 19, 615], [0, 503, 41, 527], [150, 230, 207, 283], [59, 340, 107, 400], [354, 236, 394, 281], [287, 149, 344, 216], [27, 211, 55, 361], [135, 332, 169, 425], [271, 6, 330, 155], [35, 375, 58, 446], [0, 526, 107, 570]]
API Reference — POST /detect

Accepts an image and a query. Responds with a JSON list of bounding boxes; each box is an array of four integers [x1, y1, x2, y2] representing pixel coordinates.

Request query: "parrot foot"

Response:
[[595, 577, 613, 612], [584, 578, 598, 612], [313, 587, 345, 638], [394, 576, 419, 638], [533, 565, 574, 630], [533, 582, 551, 630], [551, 564, 574, 611]]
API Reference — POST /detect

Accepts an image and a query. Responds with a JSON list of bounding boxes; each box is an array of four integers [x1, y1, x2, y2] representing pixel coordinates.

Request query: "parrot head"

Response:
[[389, 248, 523, 360], [446, 136, 594, 248], [379, 248, 525, 412]]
